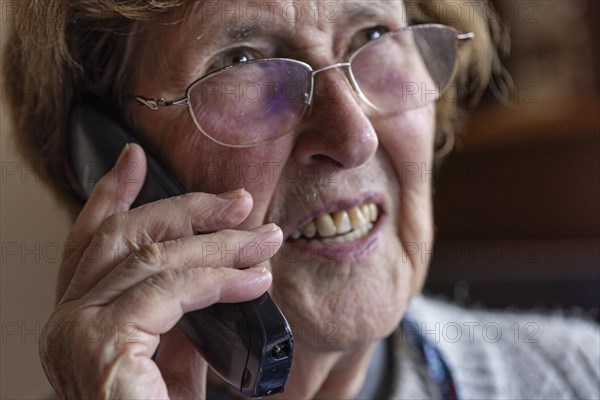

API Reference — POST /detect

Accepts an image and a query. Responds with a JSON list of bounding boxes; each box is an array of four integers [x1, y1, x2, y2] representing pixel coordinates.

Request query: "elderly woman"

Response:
[[4, 0, 599, 398]]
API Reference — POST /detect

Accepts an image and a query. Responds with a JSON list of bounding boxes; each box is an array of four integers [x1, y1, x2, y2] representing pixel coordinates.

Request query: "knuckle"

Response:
[[132, 242, 166, 268], [177, 193, 208, 214], [180, 192, 200, 202], [135, 229, 155, 247], [202, 230, 226, 242], [206, 207, 246, 228], [91, 174, 115, 201], [84, 213, 128, 261], [96, 212, 127, 239], [123, 269, 184, 310], [164, 192, 201, 210], [142, 269, 183, 295]]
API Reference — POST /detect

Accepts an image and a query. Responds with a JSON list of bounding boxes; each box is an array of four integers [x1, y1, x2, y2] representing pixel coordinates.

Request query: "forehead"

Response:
[[172, 0, 408, 39], [144, 0, 407, 90]]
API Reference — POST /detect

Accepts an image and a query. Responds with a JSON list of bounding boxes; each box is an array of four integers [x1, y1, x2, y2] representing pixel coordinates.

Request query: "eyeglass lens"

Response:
[[187, 25, 458, 146], [189, 61, 311, 146], [350, 25, 457, 112]]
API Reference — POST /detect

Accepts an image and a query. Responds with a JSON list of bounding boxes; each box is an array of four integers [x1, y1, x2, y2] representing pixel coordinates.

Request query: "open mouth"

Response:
[[288, 201, 379, 244]]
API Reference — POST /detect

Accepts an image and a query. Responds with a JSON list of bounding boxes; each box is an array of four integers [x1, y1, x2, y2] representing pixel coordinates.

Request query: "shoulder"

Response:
[[405, 295, 600, 399]]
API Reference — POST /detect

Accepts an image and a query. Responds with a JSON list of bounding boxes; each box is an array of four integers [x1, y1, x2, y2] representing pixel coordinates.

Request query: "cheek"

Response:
[[134, 106, 216, 189], [375, 105, 436, 165], [134, 106, 297, 225], [371, 105, 436, 198], [373, 106, 435, 292]]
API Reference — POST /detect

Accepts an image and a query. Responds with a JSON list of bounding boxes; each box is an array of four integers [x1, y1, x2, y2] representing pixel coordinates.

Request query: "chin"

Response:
[[270, 219, 414, 351]]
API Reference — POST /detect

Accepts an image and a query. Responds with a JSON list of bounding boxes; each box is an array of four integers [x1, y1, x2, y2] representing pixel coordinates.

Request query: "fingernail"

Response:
[[115, 143, 131, 167], [244, 266, 270, 275], [217, 188, 245, 200], [249, 223, 278, 234]]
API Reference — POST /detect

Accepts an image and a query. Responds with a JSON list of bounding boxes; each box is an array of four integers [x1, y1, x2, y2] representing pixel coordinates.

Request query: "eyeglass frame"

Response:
[[132, 23, 475, 148]]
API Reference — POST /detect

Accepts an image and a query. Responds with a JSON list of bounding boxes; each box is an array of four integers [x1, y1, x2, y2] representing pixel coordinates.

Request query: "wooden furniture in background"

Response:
[[426, 97, 599, 318]]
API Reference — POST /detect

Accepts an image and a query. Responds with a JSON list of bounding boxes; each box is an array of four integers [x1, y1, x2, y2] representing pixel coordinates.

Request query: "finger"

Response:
[[156, 327, 208, 400], [56, 144, 147, 303], [91, 188, 254, 265], [82, 224, 282, 303], [109, 265, 273, 334], [62, 190, 254, 303]]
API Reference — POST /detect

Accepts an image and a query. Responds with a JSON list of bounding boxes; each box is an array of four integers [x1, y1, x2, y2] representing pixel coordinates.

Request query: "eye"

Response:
[[349, 26, 390, 52], [216, 47, 262, 69]]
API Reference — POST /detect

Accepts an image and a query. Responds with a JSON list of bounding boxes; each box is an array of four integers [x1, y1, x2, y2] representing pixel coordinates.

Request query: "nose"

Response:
[[291, 67, 379, 169]]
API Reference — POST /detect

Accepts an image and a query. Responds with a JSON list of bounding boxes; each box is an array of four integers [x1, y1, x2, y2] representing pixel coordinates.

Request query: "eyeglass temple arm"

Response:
[[457, 32, 475, 47], [132, 96, 189, 110]]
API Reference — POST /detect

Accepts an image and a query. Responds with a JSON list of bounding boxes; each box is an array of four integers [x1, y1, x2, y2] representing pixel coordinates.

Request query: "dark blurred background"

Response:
[[426, 0, 600, 319], [1, 0, 598, 398]]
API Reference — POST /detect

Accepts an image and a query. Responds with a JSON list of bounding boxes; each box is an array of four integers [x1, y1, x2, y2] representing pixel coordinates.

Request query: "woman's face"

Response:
[[132, 0, 435, 350]]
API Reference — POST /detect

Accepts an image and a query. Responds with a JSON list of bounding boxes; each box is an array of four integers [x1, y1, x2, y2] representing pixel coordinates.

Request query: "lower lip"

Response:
[[283, 214, 387, 264]]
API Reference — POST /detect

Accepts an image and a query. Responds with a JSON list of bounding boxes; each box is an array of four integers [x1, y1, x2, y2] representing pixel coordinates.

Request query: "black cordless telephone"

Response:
[[69, 94, 293, 397]]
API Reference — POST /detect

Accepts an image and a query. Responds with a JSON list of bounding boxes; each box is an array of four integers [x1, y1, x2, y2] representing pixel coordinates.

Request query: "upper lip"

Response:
[[280, 192, 386, 241]]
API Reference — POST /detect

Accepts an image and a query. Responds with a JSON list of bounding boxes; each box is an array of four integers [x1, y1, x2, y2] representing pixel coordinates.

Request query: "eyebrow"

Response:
[[205, 2, 397, 44], [343, 4, 389, 25], [194, 22, 263, 47], [226, 24, 263, 42]]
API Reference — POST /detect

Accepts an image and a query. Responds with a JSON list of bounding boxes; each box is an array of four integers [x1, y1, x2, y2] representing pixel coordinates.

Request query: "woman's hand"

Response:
[[40, 144, 282, 399]]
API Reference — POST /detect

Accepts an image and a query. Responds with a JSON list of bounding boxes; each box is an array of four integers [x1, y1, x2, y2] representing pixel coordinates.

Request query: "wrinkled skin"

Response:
[[41, 0, 435, 398]]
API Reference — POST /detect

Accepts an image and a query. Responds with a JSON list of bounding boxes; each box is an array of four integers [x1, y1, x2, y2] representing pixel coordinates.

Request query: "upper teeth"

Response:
[[290, 202, 378, 241]]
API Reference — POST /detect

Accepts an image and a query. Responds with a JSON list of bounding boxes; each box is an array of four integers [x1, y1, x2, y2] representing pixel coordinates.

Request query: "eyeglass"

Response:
[[133, 23, 474, 148]]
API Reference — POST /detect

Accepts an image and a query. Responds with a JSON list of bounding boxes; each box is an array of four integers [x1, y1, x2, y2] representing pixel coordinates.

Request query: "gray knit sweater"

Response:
[[387, 295, 600, 399], [202, 295, 599, 399]]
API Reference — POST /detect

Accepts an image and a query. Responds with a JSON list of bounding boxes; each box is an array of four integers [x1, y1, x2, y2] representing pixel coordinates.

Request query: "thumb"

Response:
[[156, 326, 208, 399]]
